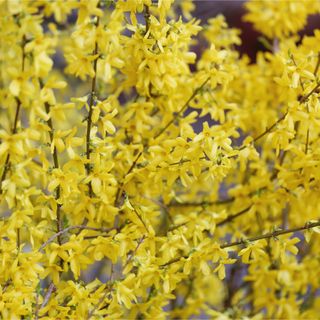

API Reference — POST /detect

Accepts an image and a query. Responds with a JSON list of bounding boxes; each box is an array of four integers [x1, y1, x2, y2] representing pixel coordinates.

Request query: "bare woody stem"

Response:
[[39, 225, 116, 252], [0, 34, 26, 252], [0, 35, 26, 196], [144, 5, 151, 34], [43, 99, 62, 245], [154, 77, 210, 140], [86, 15, 100, 198], [221, 220, 320, 248], [216, 205, 252, 227], [160, 220, 320, 267]]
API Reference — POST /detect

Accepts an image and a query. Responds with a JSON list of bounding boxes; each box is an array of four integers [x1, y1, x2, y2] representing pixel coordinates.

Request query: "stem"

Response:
[[221, 220, 320, 249], [217, 205, 252, 227], [0, 35, 26, 196], [44, 99, 62, 245], [245, 111, 288, 148], [154, 77, 210, 140], [144, 5, 151, 34], [160, 220, 320, 267], [114, 151, 143, 207], [1, 34, 27, 253], [86, 15, 100, 198], [168, 197, 235, 207], [314, 52, 320, 76], [299, 82, 320, 103], [39, 225, 115, 251]]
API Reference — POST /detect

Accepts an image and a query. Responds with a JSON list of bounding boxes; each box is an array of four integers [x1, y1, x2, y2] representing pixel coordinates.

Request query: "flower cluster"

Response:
[[1, 0, 320, 318]]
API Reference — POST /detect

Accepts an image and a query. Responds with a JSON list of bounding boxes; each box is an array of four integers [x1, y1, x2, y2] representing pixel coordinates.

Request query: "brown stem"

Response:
[[0, 35, 26, 196], [168, 197, 235, 208], [154, 77, 210, 140], [144, 5, 151, 34], [160, 220, 320, 267], [221, 220, 320, 249], [299, 82, 320, 103], [39, 225, 116, 252], [314, 52, 320, 76], [44, 99, 62, 245], [86, 16, 100, 199], [216, 205, 252, 227]]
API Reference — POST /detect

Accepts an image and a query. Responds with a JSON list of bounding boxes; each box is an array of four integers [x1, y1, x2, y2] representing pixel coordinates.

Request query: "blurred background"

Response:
[[192, 0, 320, 60]]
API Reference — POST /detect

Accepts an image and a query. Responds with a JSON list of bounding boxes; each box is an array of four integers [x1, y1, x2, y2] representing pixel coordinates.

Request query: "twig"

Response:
[[299, 82, 320, 103], [0, 35, 26, 196], [39, 225, 115, 251], [123, 235, 146, 269], [160, 220, 320, 267], [314, 52, 320, 76], [35, 282, 56, 320], [168, 197, 235, 207], [144, 5, 151, 34], [87, 284, 113, 319], [114, 151, 143, 207], [43, 98, 62, 245], [154, 77, 210, 140], [217, 205, 252, 227], [131, 204, 149, 232], [86, 14, 100, 198], [221, 220, 320, 249]]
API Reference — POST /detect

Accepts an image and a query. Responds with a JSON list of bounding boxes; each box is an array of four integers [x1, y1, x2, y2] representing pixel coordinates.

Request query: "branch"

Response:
[[114, 151, 143, 207], [299, 82, 320, 103], [86, 15, 100, 198], [39, 225, 115, 251], [160, 220, 320, 267], [168, 197, 235, 208], [0, 35, 26, 196], [221, 220, 320, 249], [216, 205, 252, 227], [314, 52, 320, 76], [244, 111, 288, 148], [88, 284, 113, 319], [154, 77, 210, 140], [144, 4, 151, 34], [41, 282, 56, 308], [42, 98, 63, 247]]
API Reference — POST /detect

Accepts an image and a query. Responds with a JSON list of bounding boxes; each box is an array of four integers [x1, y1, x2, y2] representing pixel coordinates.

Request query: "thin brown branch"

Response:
[[0, 35, 26, 196], [168, 197, 236, 208], [39, 282, 55, 313], [39, 225, 115, 252], [154, 77, 210, 140], [299, 82, 320, 103], [123, 235, 146, 269], [221, 220, 320, 249], [144, 4, 151, 34], [246, 111, 288, 148], [88, 284, 113, 319], [313, 52, 320, 76], [86, 15, 100, 199], [43, 98, 62, 245], [160, 220, 320, 267], [216, 205, 252, 227], [114, 151, 143, 207], [132, 204, 149, 233]]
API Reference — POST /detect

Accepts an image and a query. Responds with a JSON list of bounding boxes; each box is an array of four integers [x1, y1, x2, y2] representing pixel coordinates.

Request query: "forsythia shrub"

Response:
[[1, 0, 320, 319]]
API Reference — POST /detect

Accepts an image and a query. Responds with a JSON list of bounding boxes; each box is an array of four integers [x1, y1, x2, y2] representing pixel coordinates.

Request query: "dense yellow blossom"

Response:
[[1, 0, 320, 318]]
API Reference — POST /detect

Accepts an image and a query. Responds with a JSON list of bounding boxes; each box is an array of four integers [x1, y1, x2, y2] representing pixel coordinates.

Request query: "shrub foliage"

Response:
[[1, 0, 320, 318]]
